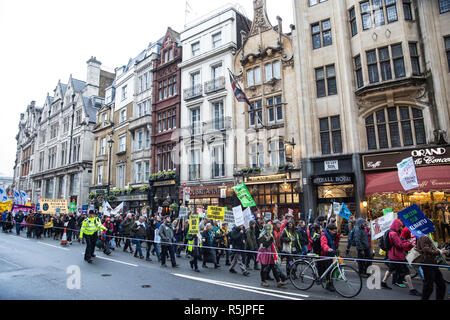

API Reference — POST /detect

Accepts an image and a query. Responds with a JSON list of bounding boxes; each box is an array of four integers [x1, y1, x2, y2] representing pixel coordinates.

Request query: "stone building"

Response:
[[233, 0, 301, 218], [292, 0, 450, 225], [30, 57, 114, 207], [178, 5, 251, 210]]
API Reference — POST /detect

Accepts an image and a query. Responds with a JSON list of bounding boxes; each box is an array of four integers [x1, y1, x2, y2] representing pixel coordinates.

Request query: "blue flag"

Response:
[[397, 204, 435, 238], [339, 203, 352, 220]]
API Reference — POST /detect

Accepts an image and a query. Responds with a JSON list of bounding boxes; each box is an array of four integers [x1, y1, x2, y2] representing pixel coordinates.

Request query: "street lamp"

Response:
[[107, 139, 114, 197]]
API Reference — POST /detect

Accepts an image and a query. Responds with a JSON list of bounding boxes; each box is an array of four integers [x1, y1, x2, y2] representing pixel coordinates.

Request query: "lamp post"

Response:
[[107, 139, 114, 198]]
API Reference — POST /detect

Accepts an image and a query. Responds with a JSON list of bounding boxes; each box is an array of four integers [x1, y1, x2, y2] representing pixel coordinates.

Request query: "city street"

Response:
[[0, 231, 441, 301]]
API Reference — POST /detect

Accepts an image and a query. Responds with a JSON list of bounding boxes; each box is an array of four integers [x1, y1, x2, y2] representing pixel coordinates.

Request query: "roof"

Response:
[[83, 96, 103, 124], [72, 78, 87, 92]]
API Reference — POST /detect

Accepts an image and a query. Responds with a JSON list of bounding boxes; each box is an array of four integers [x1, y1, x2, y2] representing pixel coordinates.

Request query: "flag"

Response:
[[0, 187, 8, 202], [229, 70, 251, 105], [14, 190, 21, 204], [111, 202, 124, 216], [20, 190, 28, 205], [339, 203, 352, 221], [102, 201, 113, 216]]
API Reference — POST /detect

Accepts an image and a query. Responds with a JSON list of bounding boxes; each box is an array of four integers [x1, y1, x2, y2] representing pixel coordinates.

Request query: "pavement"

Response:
[[0, 230, 448, 301]]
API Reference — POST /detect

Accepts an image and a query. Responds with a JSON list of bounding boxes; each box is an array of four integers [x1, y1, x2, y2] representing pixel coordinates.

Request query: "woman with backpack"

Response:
[[380, 219, 421, 296]]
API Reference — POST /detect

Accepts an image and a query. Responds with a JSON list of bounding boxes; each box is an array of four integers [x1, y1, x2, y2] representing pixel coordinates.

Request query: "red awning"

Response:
[[365, 166, 450, 196]]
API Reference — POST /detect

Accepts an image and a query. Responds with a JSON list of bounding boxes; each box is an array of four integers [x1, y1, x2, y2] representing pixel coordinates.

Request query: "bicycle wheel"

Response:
[[290, 260, 316, 291], [330, 264, 362, 298]]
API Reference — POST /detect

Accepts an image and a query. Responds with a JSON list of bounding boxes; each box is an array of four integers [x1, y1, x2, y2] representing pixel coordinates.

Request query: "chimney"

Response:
[[86, 56, 102, 97]]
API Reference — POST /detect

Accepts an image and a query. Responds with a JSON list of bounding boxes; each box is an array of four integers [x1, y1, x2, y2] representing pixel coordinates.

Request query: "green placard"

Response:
[[70, 202, 76, 213], [383, 208, 393, 215], [232, 183, 256, 208]]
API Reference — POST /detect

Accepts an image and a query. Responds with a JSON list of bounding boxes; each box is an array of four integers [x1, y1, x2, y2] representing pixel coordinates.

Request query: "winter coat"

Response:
[[245, 223, 258, 251], [146, 222, 155, 241], [297, 226, 309, 246], [354, 218, 370, 251], [281, 227, 301, 253], [26, 215, 35, 229], [67, 216, 76, 230], [35, 213, 44, 227], [416, 235, 441, 265], [201, 230, 215, 255], [121, 218, 134, 236], [273, 227, 282, 251], [159, 222, 174, 244], [15, 213, 25, 224], [320, 227, 338, 257], [132, 222, 146, 239], [388, 219, 413, 261], [230, 226, 246, 251]]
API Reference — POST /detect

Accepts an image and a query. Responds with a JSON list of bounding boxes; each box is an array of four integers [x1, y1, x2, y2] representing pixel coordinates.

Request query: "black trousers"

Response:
[[261, 264, 281, 282], [161, 244, 176, 266], [421, 265, 446, 300], [84, 234, 96, 261], [357, 249, 372, 274], [123, 237, 133, 252]]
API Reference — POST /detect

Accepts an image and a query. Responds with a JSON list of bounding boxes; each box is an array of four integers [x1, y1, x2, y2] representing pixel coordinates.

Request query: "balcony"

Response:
[[204, 77, 225, 95], [184, 84, 203, 101], [131, 148, 152, 161], [128, 114, 152, 132]]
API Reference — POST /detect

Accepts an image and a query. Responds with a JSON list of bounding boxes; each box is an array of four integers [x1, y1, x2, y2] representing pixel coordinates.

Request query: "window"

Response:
[[50, 123, 58, 139], [392, 44, 405, 78], [119, 135, 126, 152], [361, 0, 397, 30], [361, 1, 372, 30], [265, 61, 281, 81], [45, 178, 54, 199], [309, 0, 327, 7], [403, 0, 412, 20], [315, 65, 337, 97], [145, 130, 150, 149], [354, 55, 364, 88], [365, 106, 426, 150], [246, 67, 261, 87], [100, 138, 106, 155], [367, 50, 379, 83], [248, 100, 263, 127], [117, 165, 125, 188], [61, 142, 67, 166], [439, 0, 450, 13], [320, 116, 342, 155], [409, 42, 421, 76], [121, 85, 127, 100], [192, 41, 200, 56], [168, 48, 173, 61], [312, 19, 332, 49], [157, 146, 174, 172], [63, 117, 69, 133], [97, 165, 103, 185], [349, 7, 358, 37], [267, 95, 283, 123], [136, 162, 143, 183], [212, 32, 222, 49], [189, 149, 201, 180], [136, 131, 143, 151], [212, 101, 224, 130], [191, 108, 201, 135], [385, 0, 398, 23], [269, 141, 286, 167], [105, 88, 114, 104], [72, 136, 80, 163], [249, 143, 264, 168], [379, 47, 393, 81], [39, 151, 45, 172], [48, 146, 57, 169], [445, 36, 450, 71], [75, 110, 82, 126], [169, 76, 177, 97], [145, 161, 150, 181], [212, 145, 225, 178], [40, 130, 46, 144], [120, 109, 127, 122]]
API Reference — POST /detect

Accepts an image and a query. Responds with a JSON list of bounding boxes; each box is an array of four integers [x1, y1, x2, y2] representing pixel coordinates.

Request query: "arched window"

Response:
[[365, 106, 426, 150]]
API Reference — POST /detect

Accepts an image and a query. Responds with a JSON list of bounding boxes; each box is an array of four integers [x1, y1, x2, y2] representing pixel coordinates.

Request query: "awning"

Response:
[[365, 166, 450, 196]]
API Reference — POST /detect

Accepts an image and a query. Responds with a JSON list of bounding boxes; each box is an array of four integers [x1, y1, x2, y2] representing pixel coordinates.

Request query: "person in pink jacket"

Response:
[[381, 219, 421, 296]]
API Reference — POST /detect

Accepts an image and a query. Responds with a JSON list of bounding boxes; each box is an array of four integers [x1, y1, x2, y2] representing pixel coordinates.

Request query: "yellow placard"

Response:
[[40, 198, 68, 215], [188, 214, 199, 235], [0, 200, 13, 212], [206, 206, 226, 221]]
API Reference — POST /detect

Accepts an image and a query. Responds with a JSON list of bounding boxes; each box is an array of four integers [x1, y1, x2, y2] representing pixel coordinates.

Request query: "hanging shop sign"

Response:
[[363, 146, 450, 171], [324, 160, 339, 171]]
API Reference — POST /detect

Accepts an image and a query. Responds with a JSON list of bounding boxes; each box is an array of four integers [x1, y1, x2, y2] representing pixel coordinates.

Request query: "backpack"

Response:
[[379, 230, 393, 252]]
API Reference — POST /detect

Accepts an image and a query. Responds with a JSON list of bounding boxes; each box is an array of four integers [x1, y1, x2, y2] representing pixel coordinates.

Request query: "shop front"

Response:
[[243, 172, 302, 220], [150, 178, 180, 217], [302, 154, 364, 225], [113, 193, 149, 215], [179, 184, 234, 213], [362, 145, 450, 243]]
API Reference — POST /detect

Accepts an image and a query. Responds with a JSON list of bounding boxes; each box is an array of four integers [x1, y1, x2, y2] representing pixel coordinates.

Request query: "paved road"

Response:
[[0, 231, 445, 300]]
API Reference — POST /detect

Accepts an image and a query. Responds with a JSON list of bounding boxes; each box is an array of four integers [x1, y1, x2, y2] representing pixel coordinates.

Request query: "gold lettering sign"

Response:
[[246, 174, 288, 183]]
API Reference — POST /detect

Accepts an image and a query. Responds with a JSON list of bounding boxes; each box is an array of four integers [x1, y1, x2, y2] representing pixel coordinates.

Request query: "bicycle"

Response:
[[290, 253, 362, 298]]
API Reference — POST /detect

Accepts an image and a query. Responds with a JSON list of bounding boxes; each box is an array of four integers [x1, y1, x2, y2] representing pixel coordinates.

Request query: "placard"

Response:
[[232, 206, 244, 227], [207, 206, 226, 221], [370, 212, 397, 240], [40, 198, 68, 215], [188, 214, 199, 235], [398, 204, 435, 238]]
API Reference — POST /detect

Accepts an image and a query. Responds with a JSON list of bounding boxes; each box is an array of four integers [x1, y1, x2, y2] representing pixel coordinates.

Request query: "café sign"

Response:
[[363, 146, 450, 171]]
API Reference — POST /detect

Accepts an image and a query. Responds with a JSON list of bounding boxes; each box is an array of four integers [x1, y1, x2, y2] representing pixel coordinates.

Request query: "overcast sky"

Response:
[[0, 0, 293, 178]]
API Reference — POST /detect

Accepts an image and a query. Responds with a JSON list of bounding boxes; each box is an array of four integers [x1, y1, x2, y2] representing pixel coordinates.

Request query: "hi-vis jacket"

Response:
[[79, 217, 106, 239]]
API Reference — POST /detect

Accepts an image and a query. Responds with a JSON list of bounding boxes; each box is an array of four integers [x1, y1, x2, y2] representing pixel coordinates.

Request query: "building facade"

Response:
[[233, 0, 301, 219], [292, 0, 450, 230], [30, 57, 114, 207], [178, 6, 252, 210]]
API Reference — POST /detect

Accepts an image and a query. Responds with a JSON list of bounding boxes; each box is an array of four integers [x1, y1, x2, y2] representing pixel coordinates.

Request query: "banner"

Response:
[[370, 211, 397, 240], [102, 201, 113, 216], [206, 206, 226, 221], [82, 205, 89, 215], [0, 200, 13, 212], [40, 198, 68, 215], [12, 203, 34, 215], [111, 202, 124, 216], [339, 203, 352, 221], [397, 204, 435, 238], [232, 183, 256, 208], [397, 157, 419, 191], [232, 206, 244, 227], [188, 214, 199, 235]]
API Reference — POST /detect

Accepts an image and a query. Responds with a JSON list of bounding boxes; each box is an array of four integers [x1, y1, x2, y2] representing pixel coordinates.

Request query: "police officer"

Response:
[[79, 210, 106, 263]]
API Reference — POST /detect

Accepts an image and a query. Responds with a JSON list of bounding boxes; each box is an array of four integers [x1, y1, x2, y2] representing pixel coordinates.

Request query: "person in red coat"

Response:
[[381, 219, 421, 296]]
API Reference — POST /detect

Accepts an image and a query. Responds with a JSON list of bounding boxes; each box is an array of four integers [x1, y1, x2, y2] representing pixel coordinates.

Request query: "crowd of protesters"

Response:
[[0, 207, 448, 300]]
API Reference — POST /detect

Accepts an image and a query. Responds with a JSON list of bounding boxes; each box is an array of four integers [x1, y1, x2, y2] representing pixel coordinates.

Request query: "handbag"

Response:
[[406, 247, 423, 264]]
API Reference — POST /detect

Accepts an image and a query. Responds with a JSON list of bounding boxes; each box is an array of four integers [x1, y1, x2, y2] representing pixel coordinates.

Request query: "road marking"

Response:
[[0, 257, 22, 268], [218, 280, 309, 298], [38, 242, 70, 251], [79, 253, 139, 267], [173, 273, 304, 300]]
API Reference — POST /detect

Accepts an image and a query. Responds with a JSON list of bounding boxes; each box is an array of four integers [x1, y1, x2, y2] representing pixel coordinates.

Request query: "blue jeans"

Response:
[[301, 245, 308, 256], [135, 238, 143, 257], [16, 224, 21, 235]]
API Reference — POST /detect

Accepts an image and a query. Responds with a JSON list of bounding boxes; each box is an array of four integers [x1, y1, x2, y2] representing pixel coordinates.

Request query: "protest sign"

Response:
[[207, 206, 226, 221], [397, 204, 435, 238], [232, 206, 244, 226], [333, 202, 341, 217], [339, 203, 352, 220], [383, 208, 393, 215], [40, 198, 68, 215], [179, 206, 188, 218], [243, 207, 255, 228], [188, 214, 199, 235], [224, 210, 236, 229], [197, 207, 206, 218], [12, 203, 34, 215], [82, 205, 88, 215], [232, 183, 256, 208], [370, 211, 397, 240], [397, 157, 419, 191]]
